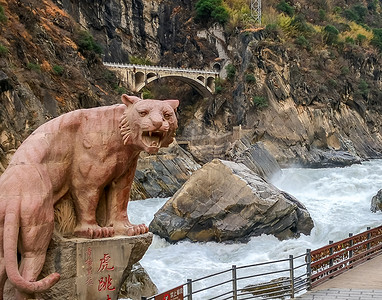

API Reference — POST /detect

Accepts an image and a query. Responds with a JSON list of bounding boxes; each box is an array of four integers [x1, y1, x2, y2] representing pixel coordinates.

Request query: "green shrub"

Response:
[[225, 64, 236, 81], [0, 5, 6, 23], [344, 9, 359, 22], [295, 35, 310, 50], [214, 78, 223, 93], [352, 5, 367, 23], [245, 73, 256, 83], [141, 88, 153, 99], [276, 0, 295, 17], [195, 0, 229, 25], [52, 65, 64, 75], [0, 43, 8, 56], [358, 79, 369, 97], [328, 78, 337, 87], [341, 66, 349, 75], [211, 5, 229, 25], [345, 36, 355, 44], [253, 95, 268, 108], [323, 25, 339, 45], [77, 30, 103, 55], [319, 9, 326, 21], [129, 56, 153, 65], [264, 23, 280, 38], [333, 6, 342, 14], [215, 85, 223, 93], [115, 86, 128, 95], [343, 5, 368, 23], [356, 34, 366, 45], [371, 28, 382, 51], [368, 0, 377, 12], [290, 14, 313, 34], [27, 62, 41, 72]]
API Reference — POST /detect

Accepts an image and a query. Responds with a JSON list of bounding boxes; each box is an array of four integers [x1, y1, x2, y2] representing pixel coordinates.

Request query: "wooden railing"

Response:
[[310, 225, 382, 288]]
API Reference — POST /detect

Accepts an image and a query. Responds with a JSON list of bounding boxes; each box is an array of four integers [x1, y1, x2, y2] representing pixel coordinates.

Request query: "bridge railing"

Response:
[[103, 62, 219, 75], [141, 225, 382, 300], [142, 251, 311, 300], [310, 225, 382, 288]]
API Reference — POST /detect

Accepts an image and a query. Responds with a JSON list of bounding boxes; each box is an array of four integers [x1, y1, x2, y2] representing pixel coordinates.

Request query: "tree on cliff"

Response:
[[195, 0, 229, 25]]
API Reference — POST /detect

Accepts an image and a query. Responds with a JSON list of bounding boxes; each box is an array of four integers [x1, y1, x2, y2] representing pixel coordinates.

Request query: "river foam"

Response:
[[127, 159, 382, 293]]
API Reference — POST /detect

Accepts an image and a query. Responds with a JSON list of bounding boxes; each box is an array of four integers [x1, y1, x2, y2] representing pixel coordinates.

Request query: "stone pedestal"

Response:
[[36, 232, 153, 300]]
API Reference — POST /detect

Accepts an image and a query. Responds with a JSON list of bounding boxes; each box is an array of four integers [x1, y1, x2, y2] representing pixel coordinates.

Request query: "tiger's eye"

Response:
[[163, 112, 172, 120]]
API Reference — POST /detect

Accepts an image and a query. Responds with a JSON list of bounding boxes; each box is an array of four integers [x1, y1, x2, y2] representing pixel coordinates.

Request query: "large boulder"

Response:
[[131, 142, 201, 200], [371, 189, 382, 213], [149, 159, 314, 242], [226, 138, 281, 180]]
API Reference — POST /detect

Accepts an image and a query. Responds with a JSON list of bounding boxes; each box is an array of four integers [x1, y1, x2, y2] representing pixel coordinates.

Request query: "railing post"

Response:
[[329, 241, 334, 269], [367, 227, 371, 251], [289, 255, 295, 298], [141, 297, 147, 300], [232, 265, 237, 300], [187, 279, 193, 300], [306, 249, 312, 290], [349, 233, 353, 267]]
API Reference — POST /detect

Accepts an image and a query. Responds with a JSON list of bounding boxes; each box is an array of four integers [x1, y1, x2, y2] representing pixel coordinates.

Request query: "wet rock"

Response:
[[304, 148, 362, 168], [149, 159, 313, 243], [371, 189, 382, 213], [131, 142, 201, 200], [118, 263, 158, 300], [227, 137, 281, 180]]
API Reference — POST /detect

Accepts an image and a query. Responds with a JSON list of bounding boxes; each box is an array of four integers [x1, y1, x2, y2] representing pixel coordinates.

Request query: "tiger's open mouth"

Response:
[[142, 131, 166, 148]]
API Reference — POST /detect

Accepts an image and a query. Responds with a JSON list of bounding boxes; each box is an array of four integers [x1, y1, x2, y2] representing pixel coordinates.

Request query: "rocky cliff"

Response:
[[1, 0, 382, 173]]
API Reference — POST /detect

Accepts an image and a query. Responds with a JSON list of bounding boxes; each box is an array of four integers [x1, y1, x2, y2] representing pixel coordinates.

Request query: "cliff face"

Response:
[[0, 0, 122, 172], [1, 0, 382, 173], [219, 32, 382, 166], [52, 0, 216, 67]]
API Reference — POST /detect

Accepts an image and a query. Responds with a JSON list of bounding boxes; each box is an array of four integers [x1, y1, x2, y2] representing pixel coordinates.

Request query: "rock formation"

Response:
[[226, 135, 281, 180], [2, 0, 382, 174], [371, 189, 382, 213], [131, 141, 201, 200], [150, 159, 314, 243], [119, 263, 158, 300]]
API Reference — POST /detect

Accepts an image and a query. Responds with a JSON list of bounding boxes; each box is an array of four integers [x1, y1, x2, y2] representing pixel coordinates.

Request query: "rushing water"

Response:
[[127, 159, 382, 294]]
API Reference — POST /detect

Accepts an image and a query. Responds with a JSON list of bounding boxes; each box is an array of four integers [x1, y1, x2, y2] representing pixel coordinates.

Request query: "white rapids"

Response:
[[127, 159, 382, 294]]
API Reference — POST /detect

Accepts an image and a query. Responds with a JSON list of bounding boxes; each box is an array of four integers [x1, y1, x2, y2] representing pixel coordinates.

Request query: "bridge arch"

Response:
[[103, 63, 219, 97], [136, 74, 215, 97]]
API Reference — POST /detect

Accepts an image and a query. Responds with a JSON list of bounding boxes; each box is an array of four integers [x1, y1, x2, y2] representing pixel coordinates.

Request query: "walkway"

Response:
[[295, 254, 382, 299]]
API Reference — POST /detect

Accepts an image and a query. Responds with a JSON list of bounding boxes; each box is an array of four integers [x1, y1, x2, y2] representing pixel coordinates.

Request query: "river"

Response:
[[127, 159, 382, 294]]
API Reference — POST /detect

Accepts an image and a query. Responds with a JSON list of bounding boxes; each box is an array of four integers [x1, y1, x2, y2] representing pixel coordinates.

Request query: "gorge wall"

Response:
[[1, 0, 382, 175]]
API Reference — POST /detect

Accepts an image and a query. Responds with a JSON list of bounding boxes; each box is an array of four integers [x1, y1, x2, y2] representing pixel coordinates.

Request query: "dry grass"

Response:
[[54, 195, 76, 235]]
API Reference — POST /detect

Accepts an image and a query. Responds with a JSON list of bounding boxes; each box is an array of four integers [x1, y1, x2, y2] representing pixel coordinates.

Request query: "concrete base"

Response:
[[34, 232, 153, 300]]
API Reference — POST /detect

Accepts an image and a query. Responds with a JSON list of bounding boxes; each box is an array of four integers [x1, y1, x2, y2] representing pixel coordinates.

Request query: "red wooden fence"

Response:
[[310, 225, 382, 288]]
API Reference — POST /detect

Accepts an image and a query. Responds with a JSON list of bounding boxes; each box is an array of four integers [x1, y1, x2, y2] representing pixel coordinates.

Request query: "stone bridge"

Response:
[[104, 62, 219, 97]]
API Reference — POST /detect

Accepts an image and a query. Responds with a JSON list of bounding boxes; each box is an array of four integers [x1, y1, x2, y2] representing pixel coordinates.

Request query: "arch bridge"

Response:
[[104, 62, 219, 97]]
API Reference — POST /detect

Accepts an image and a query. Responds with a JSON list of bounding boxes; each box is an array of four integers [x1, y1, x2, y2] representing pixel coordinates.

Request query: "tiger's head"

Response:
[[119, 94, 179, 154]]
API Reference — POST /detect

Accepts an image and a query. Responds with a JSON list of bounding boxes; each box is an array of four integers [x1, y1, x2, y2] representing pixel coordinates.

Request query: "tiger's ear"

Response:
[[164, 99, 179, 111], [121, 94, 141, 107]]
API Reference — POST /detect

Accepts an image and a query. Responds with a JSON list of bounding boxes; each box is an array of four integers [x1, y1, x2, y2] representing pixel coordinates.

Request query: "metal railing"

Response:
[[103, 62, 219, 75], [143, 250, 311, 300], [310, 225, 382, 288], [142, 225, 382, 299]]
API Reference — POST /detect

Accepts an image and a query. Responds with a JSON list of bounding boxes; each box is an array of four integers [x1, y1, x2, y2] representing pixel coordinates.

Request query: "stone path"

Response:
[[294, 254, 382, 299]]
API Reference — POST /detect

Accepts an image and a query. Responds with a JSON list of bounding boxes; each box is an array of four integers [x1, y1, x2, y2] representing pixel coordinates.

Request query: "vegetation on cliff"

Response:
[[1, 0, 382, 171]]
